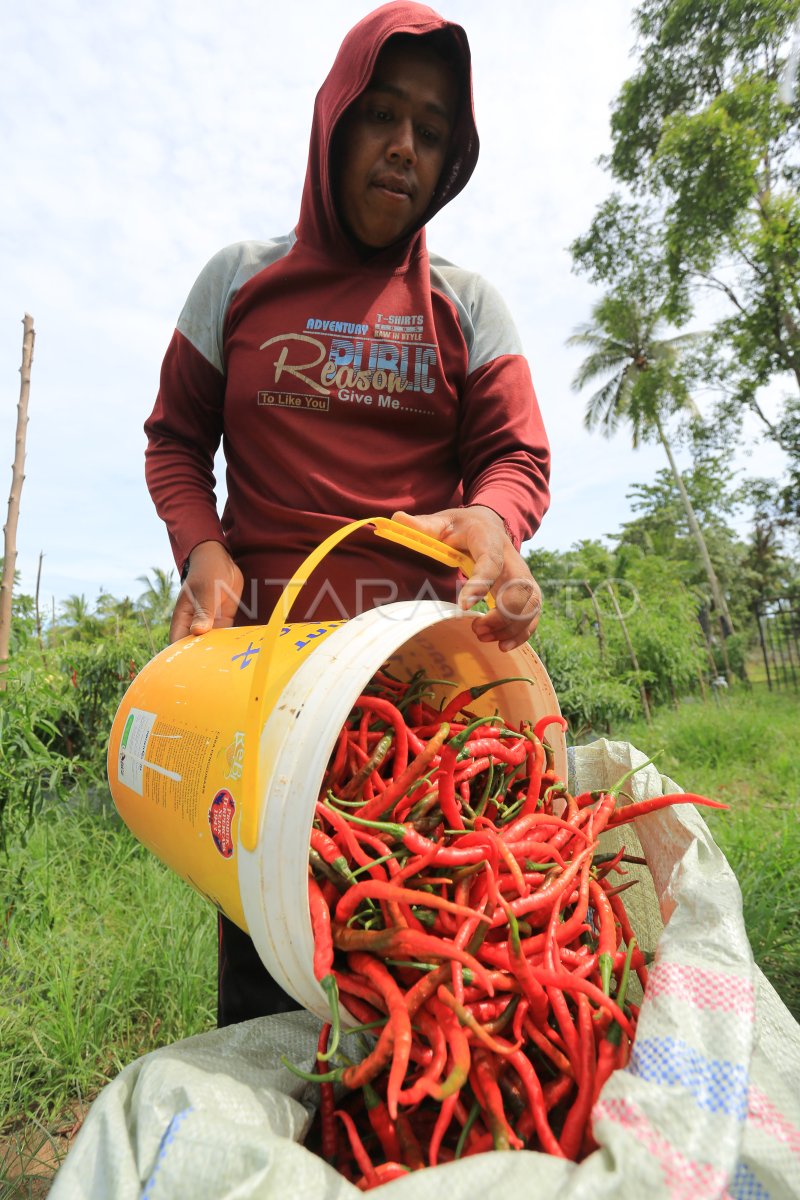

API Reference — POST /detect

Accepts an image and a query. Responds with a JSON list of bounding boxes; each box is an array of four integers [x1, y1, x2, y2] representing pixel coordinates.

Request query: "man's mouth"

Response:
[[373, 176, 412, 198]]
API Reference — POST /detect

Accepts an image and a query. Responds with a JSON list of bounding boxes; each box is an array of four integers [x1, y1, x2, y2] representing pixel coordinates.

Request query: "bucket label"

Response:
[[209, 789, 236, 858], [118, 707, 159, 796]]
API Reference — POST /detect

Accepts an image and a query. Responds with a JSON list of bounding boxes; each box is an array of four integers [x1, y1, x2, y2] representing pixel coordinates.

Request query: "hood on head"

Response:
[[296, 1, 479, 261]]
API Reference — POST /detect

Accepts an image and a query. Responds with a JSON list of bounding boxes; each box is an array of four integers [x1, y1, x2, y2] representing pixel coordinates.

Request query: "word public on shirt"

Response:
[[257, 311, 440, 414]]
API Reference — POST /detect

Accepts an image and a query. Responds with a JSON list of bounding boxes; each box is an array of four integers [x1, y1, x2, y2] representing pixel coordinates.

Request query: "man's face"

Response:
[[335, 41, 458, 251]]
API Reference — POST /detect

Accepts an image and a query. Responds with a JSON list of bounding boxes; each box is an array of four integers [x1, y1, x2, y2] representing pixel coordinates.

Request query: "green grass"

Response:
[[615, 683, 800, 1021], [0, 793, 216, 1163]]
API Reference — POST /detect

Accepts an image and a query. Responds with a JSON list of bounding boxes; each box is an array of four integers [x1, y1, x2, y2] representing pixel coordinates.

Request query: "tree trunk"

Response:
[[0, 314, 35, 686], [605, 580, 651, 724], [654, 413, 736, 682]]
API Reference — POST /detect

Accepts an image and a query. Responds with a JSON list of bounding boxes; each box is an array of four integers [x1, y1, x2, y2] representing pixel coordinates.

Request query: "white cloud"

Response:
[[0, 0, 789, 608]]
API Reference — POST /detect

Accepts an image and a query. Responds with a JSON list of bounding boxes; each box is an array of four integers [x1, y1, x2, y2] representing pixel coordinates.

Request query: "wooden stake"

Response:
[[605, 580, 652, 725], [0, 314, 35, 685], [35, 550, 45, 655]]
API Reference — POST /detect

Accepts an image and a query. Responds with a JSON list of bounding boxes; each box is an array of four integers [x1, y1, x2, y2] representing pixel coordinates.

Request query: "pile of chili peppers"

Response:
[[289, 669, 726, 1187]]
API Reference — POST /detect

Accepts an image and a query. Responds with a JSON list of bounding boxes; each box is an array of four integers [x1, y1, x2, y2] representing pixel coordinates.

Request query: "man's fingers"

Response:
[[470, 574, 543, 650], [390, 507, 542, 650], [169, 584, 213, 643], [493, 575, 542, 624], [458, 553, 504, 609], [392, 509, 452, 541]]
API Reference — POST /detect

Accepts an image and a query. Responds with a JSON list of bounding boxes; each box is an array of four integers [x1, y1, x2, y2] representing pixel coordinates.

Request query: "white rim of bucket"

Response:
[[237, 599, 564, 1022]]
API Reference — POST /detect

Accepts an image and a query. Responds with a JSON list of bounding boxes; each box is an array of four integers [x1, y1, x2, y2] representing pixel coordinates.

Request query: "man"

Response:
[[145, 1, 550, 1024]]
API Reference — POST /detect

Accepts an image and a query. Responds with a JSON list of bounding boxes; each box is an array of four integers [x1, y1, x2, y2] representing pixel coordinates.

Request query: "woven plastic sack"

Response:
[[49, 741, 800, 1199]]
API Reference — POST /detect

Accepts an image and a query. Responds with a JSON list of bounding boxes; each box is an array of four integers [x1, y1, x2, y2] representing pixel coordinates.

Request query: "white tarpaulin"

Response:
[[50, 742, 800, 1199]]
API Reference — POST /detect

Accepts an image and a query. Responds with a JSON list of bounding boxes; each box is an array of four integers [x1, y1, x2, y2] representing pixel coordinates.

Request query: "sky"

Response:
[[1, 0, 791, 613]]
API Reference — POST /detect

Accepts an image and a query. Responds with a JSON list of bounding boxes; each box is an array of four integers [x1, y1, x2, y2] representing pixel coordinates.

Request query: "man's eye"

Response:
[[419, 126, 442, 145], [370, 106, 392, 122]]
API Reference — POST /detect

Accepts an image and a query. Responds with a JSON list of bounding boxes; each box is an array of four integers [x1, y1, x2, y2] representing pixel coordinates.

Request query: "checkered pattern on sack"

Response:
[[748, 1087, 800, 1157], [595, 1097, 731, 1200], [646, 962, 755, 1018], [628, 1036, 748, 1120], [730, 1160, 772, 1199]]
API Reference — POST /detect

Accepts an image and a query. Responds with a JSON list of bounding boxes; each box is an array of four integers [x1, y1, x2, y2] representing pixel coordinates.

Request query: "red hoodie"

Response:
[[144, 0, 550, 623]]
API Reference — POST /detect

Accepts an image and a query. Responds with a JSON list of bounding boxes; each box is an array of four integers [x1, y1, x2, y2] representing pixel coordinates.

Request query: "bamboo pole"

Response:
[[0, 314, 35, 685], [754, 602, 773, 691], [582, 581, 607, 660]]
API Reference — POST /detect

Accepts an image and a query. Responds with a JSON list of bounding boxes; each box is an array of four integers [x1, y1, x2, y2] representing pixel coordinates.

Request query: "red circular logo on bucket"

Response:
[[209, 789, 236, 858]]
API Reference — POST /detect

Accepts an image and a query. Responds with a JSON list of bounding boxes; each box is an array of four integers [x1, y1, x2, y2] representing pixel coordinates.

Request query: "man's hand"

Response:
[[170, 541, 244, 643], [392, 507, 542, 651]]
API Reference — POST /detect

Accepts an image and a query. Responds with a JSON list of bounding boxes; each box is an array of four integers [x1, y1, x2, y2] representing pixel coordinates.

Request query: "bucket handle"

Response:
[[241, 516, 486, 851]]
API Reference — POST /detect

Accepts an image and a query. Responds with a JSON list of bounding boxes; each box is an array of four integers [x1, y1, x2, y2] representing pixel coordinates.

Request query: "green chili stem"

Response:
[[454, 1101, 482, 1160]]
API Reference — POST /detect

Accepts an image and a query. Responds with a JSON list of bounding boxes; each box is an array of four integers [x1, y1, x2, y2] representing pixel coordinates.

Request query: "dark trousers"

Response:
[[217, 913, 301, 1026]]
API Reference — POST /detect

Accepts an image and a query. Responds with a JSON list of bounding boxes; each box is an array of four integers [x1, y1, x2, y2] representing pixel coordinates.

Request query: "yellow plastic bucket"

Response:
[[107, 517, 566, 1019]]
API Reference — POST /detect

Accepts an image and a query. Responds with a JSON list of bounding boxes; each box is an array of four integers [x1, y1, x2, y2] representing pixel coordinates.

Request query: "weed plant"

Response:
[[619, 685, 800, 1021], [0, 792, 216, 1140]]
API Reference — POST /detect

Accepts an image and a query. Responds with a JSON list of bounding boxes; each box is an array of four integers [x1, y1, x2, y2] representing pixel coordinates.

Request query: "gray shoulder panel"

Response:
[[176, 233, 296, 373], [429, 251, 524, 375]]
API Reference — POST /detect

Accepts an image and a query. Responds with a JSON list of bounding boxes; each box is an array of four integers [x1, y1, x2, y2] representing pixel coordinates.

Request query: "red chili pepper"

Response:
[[347, 952, 411, 1119], [487, 844, 593, 928], [588, 877, 618, 996], [358, 723, 450, 823], [501, 900, 549, 1027], [559, 993, 597, 1160], [353, 695, 409, 777], [316, 803, 378, 872], [519, 735, 546, 817], [362, 1082, 402, 1162], [334, 880, 488, 929], [439, 677, 532, 724], [523, 1014, 574, 1077], [317, 1023, 338, 1164], [328, 726, 349, 784], [602, 885, 650, 992], [542, 879, 582, 1077], [532, 714, 568, 744], [396, 1007, 448, 1105], [505, 1046, 566, 1157], [310, 827, 358, 885], [333, 969, 384, 1016], [308, 876, 341, 1058], [428, 1092, 459, 1167], [604, 791, 729, 828], [338, 733, 392, 802], [496, 810, 591, 845], [334, 1107, 379, 1187], [424, 994, 471, 1099], [355, 1162, 410, 1189], [460, 737, 527, 764], [435, 984, 520, 1056], [470, 1047, 522, 1150], [395, 1113, 425, 1171]]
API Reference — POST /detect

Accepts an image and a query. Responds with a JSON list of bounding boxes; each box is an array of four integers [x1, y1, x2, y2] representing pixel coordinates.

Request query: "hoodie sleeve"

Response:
[[144, 246, 250, 570], [459, 352, 550, 549], [144, 323, 227, 571], [435, 266, 550, 549]]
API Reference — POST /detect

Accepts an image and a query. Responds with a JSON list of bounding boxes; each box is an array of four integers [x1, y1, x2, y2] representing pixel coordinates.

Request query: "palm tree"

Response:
[[136, 568, 176, 627], [59, 593, 97, 642], [568, 294, 735, 673]]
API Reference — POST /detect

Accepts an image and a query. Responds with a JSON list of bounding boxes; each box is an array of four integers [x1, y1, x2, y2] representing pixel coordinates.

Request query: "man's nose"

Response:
[[386, 119, 416, 166]]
